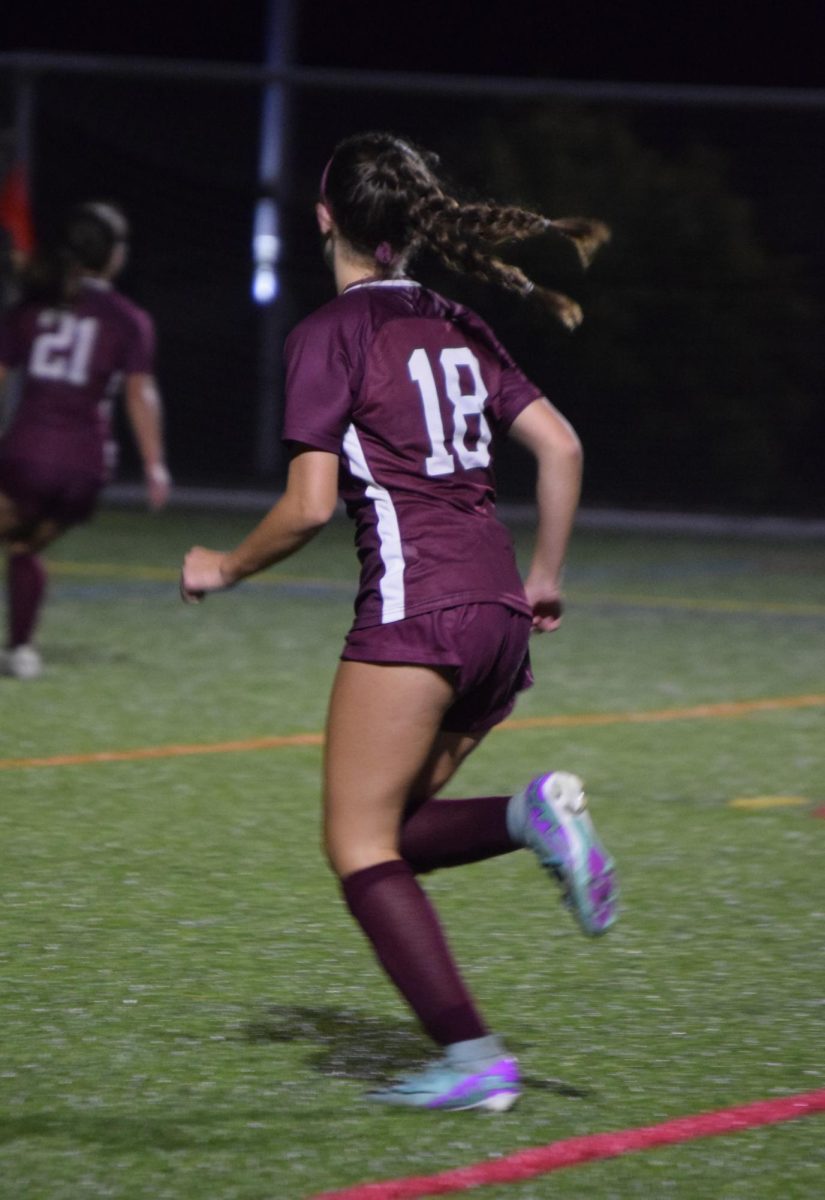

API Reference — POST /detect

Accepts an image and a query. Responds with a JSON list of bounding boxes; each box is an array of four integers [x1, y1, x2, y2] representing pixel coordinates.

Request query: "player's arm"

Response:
[[508, 396, 583, 632], [181, 446, 339, 602], [124, 372, 171, 511]]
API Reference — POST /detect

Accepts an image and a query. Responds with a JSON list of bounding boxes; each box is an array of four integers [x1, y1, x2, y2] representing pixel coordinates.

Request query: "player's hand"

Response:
[[145, 463, 172, 512], [529, 596, 564, 632], [180, 546, 231, 604], [524, 575, 565, 633]]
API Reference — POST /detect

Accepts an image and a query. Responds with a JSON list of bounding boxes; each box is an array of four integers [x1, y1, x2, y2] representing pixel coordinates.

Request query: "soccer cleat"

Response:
[[521, 771, 618, 935], [3, 644, 43, 680], [368, 1055, 520, 1112]]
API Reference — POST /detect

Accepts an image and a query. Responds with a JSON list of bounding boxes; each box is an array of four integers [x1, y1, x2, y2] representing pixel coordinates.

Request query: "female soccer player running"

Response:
[[0, 201, 171, 678], [181, 132, 617, 1111]]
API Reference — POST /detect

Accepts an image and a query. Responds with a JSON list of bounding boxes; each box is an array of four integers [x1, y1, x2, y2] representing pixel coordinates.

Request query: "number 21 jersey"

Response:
[[283, 279, 543, 628], [0, 279, 155, 477]]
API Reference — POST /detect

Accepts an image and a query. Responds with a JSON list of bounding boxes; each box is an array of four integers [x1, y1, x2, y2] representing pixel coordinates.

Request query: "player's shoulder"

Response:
[[287, 280, 494, 359], [375, 281, 502, 347], [80, 281, 153, 331], [286, 282, 395, 355], [396, 284, 514, 366], [442, 295, 517, 366]]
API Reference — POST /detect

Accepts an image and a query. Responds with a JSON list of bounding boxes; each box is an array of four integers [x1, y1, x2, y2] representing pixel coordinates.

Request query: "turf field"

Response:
[[2, 502, 824, 1199]]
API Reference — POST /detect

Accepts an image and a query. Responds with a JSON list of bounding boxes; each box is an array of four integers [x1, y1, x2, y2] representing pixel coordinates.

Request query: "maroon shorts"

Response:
[[0, 454, 102, 528], [342, 603, 533, 734]]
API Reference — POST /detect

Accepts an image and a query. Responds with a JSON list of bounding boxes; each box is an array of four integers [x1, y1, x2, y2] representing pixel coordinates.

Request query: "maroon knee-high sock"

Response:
[[341, 859, 488, 1046], [7, 553, 47, 648], [400, 795, 515, 874]]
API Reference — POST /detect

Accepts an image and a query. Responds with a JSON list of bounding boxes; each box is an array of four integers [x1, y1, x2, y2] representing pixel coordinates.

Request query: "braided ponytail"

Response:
[[545, 217, 612, 269], [322, 131, 609, 329], [412, 188, 608, 330]]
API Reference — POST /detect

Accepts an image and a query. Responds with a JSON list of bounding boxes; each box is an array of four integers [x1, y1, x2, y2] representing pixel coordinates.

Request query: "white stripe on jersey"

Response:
[[341, 424, 407, 623]]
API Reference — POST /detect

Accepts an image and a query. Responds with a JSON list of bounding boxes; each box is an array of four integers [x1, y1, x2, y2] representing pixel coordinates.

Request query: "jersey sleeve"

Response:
[[121, 307, 156, 375], [282, 304, 360, 454], [495, 359, 545, 431]]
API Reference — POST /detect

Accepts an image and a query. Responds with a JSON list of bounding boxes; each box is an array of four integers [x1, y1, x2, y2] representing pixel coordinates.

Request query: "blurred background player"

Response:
[[0, 200, 171, 679], [181, 131, 616, 1111]]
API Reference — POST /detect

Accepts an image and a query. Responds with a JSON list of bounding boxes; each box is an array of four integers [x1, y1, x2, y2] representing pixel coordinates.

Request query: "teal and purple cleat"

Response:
[[369, 1042, 520, 1112], [521, 771, 618, 935]]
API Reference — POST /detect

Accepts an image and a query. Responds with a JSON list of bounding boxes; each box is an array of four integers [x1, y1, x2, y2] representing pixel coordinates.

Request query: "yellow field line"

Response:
[[47, 559, 825, 617], [502, 692, 825, 729], [2, 693, 823, 773]]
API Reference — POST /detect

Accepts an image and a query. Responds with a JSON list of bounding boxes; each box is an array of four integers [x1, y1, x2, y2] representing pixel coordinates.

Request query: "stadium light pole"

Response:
[[252, 0, 295, 481]]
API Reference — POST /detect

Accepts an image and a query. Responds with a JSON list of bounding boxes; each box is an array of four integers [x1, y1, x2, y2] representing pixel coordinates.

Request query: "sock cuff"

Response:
[[446, 1033, 507, 1066], [505, 787, 528, 845], [341, 858, 413, 908]]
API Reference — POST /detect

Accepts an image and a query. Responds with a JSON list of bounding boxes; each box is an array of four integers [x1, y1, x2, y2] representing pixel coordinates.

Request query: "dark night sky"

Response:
[[3, 0, 824, 88]]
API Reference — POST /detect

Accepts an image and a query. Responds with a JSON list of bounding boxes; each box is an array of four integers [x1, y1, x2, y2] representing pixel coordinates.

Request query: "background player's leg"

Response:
[[4, 519, 63, 679], [6, 549, 47, 648]]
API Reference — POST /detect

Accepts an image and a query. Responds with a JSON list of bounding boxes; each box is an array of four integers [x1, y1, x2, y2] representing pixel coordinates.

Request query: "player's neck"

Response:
[[335, 261, 376, 293], [333, 246, 400, 294]]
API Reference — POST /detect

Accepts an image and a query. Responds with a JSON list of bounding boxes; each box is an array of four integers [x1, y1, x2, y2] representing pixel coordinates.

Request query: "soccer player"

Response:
[[181, 132, 617, 1111], [0, 201, 171, 679]]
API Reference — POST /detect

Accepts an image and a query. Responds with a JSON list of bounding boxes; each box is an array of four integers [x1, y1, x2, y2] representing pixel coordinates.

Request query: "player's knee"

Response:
[[323, 824, 399, 879]]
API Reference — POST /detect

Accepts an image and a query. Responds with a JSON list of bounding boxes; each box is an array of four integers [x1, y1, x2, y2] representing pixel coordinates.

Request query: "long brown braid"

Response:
[[321, 131, 610, 330]]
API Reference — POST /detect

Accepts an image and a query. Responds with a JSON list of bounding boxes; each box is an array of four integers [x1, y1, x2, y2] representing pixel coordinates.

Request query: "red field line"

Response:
[[2, 693, 824, 772], [307, 1089, 825, 1200]]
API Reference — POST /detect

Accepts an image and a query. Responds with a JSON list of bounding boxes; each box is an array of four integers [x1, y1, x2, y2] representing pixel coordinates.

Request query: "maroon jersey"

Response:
[[0, 278, 155, 479], [283, 279, 543, 627]]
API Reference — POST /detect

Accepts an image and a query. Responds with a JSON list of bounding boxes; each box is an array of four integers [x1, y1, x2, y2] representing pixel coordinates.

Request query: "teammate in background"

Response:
[[181, 132, 616, 1111], [0, 201, 171, 679]]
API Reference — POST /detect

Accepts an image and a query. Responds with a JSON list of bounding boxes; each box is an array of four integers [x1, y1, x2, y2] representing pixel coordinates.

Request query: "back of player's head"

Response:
[[320, 130, 610, 330], [63, 201, 130, 273], [320, 132, 437, 266], [19, 200, 131, 306]]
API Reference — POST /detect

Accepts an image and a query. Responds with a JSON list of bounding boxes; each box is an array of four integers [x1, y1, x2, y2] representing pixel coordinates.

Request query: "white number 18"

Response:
[[407, 346, 492, 477]]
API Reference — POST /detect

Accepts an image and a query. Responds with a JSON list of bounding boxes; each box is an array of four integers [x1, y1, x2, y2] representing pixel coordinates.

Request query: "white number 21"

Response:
[[408, 346, 492, 477], [29, 311, 99, 386]]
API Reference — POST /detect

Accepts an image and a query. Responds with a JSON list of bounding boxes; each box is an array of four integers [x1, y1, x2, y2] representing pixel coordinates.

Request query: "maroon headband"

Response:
[[319, 157, 333, 203]]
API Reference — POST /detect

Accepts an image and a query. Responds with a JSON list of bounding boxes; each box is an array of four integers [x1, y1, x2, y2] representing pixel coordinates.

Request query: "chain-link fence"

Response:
[[2, 57, 823, 514]]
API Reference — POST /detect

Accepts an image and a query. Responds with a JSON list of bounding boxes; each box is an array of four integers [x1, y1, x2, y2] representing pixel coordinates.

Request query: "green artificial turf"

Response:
[[1, 504, 823, 1199]]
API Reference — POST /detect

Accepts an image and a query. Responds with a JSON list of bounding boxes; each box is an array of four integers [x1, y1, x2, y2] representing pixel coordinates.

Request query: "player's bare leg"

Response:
[[323, 659, 457, 876], [323, 659, 520, 1111], [408, 728, 485, 804]]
